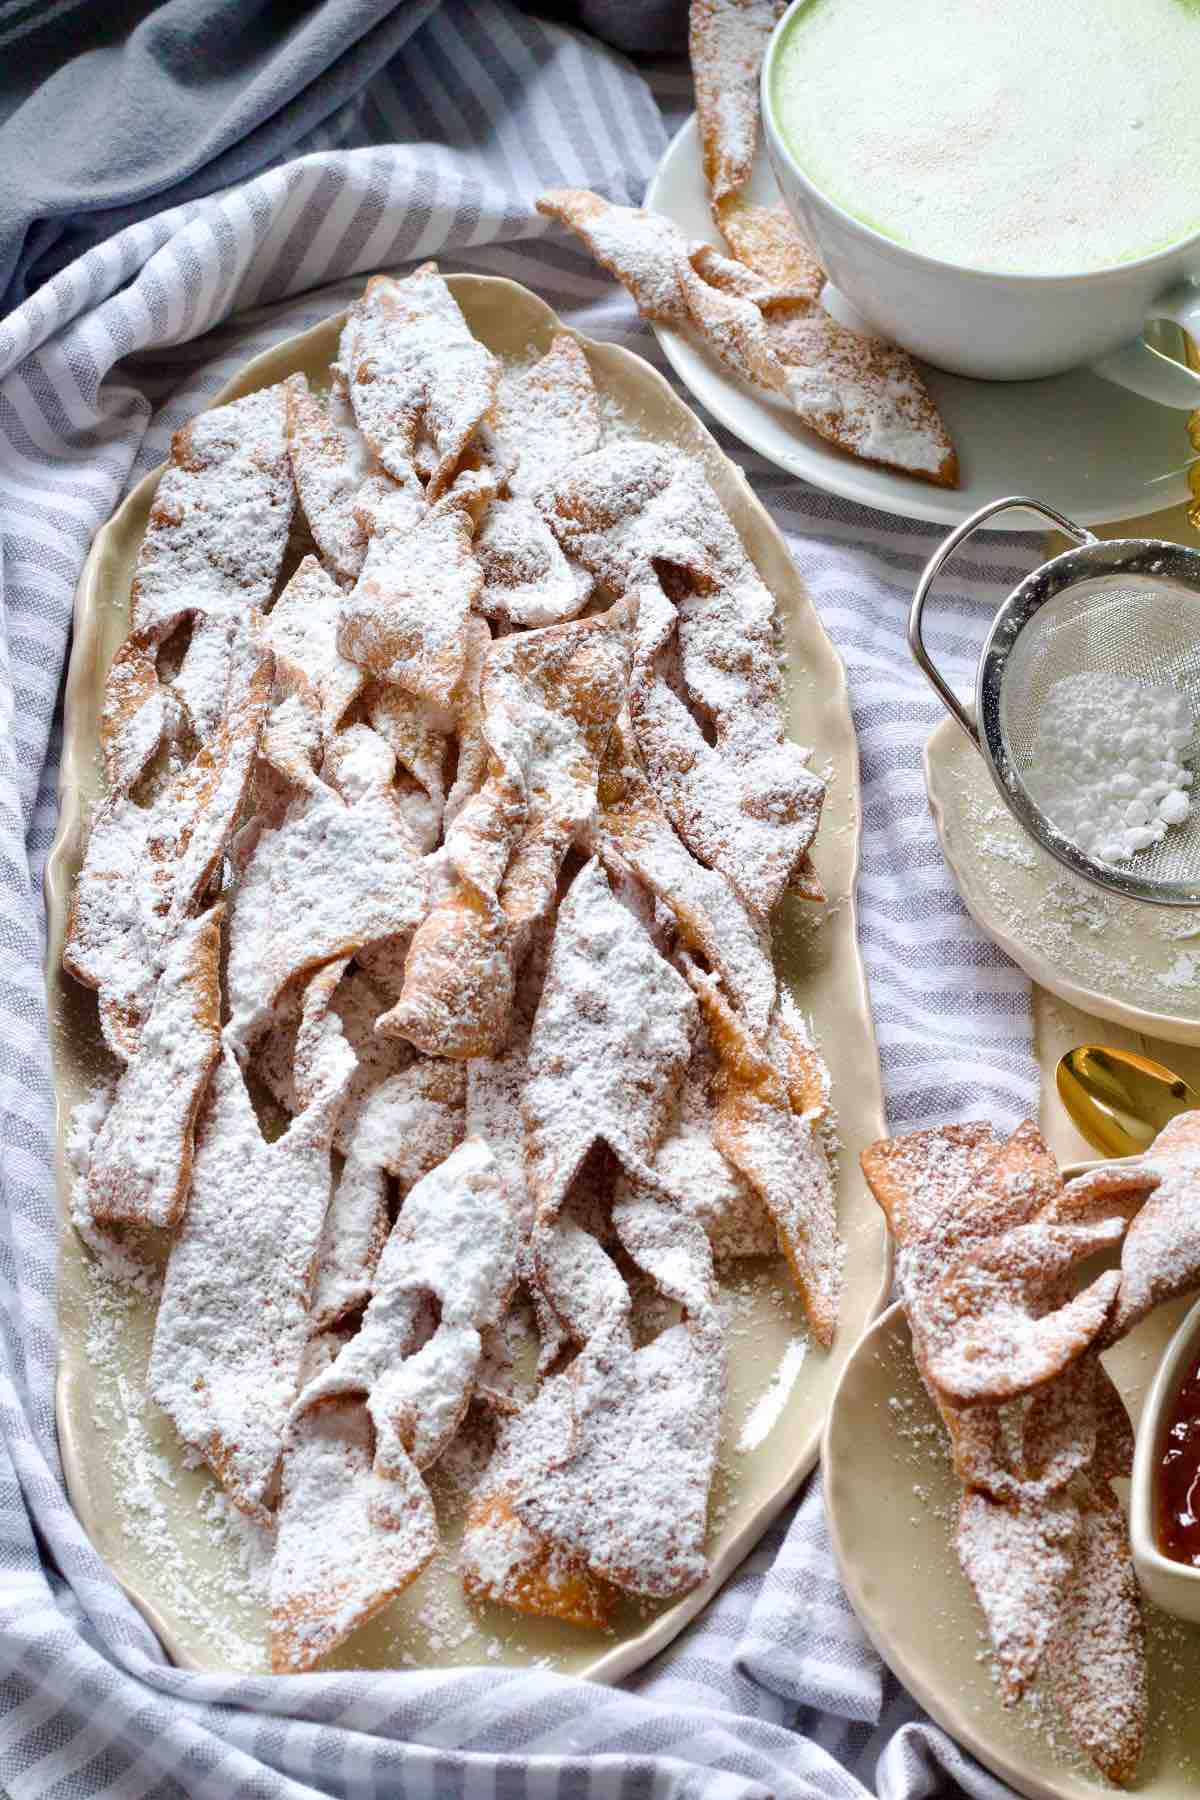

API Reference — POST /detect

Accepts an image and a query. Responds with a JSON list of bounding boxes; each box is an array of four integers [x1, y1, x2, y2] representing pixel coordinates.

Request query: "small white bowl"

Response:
[[1131, 1294, 1200, 1621]]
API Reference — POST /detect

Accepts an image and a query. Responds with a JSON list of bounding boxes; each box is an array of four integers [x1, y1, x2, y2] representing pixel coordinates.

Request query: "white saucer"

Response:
[[924, 713, 1200, 1045], [644, 117, 1197, 529]]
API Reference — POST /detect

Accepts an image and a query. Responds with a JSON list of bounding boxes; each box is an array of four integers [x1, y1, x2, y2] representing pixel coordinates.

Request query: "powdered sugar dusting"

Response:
[[541, 442, 825, 915], [494, 333, 600, 497], [939, 762, 1200, 1019], [285, 373, 373, 585], [149, 1048, 350, 1517], [690, 0, 781, 203], [131, 383, 295, 640], [339, 265, 498, 498]]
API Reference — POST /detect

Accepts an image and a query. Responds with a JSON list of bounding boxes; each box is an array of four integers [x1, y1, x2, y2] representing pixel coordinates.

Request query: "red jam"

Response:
[[1157, 1346, 1200, 1567]]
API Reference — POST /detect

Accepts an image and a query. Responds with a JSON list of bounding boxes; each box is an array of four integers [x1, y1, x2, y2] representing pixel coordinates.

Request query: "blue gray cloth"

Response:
[[0, 0, 696, 315], [0, 0, 437, 312], [0, 3, 1039, 1795]]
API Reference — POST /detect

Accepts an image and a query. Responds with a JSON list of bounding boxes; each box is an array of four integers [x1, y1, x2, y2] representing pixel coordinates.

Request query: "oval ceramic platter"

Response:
[[644, 117, 1197, 530], [825, 1262, 1200, 1800], [45, 273, 890, 1680], [924, 713, 1200, 1045]]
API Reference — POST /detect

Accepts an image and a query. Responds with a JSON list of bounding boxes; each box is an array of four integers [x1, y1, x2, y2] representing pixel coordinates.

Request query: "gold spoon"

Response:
[[1056, 1045, 1198, 1158]]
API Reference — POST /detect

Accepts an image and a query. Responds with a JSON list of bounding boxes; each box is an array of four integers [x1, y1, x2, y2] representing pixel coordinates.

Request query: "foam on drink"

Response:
[[772, 0, 1200, 276]]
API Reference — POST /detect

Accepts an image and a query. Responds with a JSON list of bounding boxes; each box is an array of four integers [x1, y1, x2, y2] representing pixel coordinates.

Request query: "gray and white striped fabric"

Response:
[[0, 5, 1040, 1795]]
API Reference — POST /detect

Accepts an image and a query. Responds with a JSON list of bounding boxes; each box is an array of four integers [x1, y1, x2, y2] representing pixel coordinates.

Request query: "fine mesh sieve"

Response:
[[910, 496, 1200, 906]]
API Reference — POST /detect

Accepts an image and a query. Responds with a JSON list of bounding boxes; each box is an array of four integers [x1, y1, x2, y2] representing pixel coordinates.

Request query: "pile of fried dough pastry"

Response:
[[862, 1111, 1200, 1785], [533, 0, 958, 489], [64, 261, 843, 1674]]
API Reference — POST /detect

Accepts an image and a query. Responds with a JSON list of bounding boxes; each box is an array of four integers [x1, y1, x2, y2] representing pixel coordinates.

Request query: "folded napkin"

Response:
[[0, 4, 1038, 1795]]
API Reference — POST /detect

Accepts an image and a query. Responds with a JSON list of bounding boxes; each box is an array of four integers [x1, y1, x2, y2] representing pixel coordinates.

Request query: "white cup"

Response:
[[761, 0, 1200, 405]]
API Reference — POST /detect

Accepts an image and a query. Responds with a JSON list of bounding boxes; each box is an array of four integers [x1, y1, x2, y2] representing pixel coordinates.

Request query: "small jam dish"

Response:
[[1131, 1294, 1200, 1622]]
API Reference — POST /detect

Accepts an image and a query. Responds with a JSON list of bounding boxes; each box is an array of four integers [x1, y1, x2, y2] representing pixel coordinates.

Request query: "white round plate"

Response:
[[924, 715, 1200, 1044], [824, 1289, 1198, 1800], [644, 117, 1196, 530]]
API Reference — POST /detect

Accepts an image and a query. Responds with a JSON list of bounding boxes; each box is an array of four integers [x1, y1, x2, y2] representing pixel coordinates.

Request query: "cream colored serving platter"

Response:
[[825, 1280, 1199, 1800], [46, 273, 890, 1680]]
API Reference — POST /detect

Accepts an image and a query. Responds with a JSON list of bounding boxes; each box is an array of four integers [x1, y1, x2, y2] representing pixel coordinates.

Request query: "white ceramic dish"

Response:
[[825, 1256, 1200, 1800], [46, 274, 891, 1679], [1132, 1295, 1200, 1624], [924, 712, 1200, 1046], [643, 116, 1197, 529]]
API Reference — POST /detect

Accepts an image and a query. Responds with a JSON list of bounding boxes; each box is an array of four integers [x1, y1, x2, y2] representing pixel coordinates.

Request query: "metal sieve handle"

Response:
[[908, 496, 1097, 746]]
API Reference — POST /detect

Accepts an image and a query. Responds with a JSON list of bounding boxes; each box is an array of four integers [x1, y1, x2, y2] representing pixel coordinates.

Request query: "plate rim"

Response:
[[45, 270, 893, 1684], [923, 715, 1200, 1048], [644, 114, 1194, 533]]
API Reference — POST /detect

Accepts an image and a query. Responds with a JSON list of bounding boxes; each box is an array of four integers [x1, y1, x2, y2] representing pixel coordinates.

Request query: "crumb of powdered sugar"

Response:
[[409, 1552, 492, 1657], [978, 831, 1036, 870], [67, 1083, 114, 1173], [595, 388, 656, 447], [1153, 910, 1200, 941], [104, 1378, 269, 1656]]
